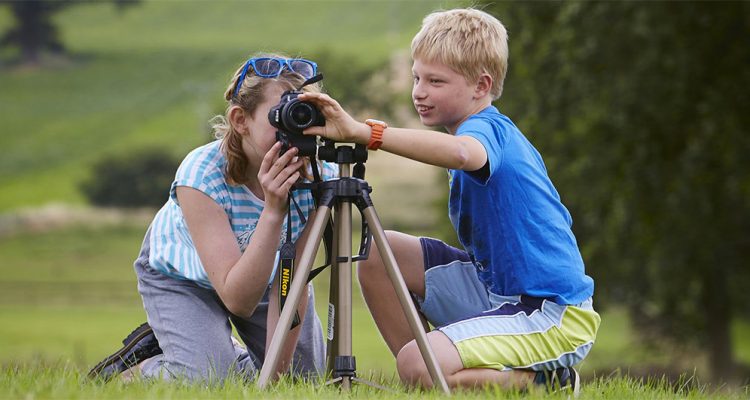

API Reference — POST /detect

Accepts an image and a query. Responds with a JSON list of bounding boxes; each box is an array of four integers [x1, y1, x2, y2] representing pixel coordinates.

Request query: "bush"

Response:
[[80, 148, 179, 208]]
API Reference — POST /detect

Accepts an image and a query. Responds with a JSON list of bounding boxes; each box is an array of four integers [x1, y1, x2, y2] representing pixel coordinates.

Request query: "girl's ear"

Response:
[[474, 73, 493, 99], [228, 105, 249, 135]]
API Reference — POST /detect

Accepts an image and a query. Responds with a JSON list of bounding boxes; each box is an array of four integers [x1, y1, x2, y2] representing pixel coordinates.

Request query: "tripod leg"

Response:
[[257, 205, 332, 389], [361, 206, 451, 394]]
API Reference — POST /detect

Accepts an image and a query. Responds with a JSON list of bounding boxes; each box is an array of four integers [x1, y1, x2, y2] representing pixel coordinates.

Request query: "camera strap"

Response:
[[277, 194, 304, 330], [276, 159, 335, 330]]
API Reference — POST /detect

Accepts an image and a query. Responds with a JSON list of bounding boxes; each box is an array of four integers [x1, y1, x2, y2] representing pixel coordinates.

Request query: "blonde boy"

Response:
[[301, 8, 599, 393]]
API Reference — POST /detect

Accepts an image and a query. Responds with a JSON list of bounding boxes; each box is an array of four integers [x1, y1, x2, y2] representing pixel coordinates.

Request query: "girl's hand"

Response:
[[298, 93, 370, 144], [258, 142, 304, 214]]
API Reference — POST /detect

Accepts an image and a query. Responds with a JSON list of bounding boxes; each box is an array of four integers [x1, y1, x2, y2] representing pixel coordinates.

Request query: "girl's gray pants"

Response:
[[133, 229, 325, 382]]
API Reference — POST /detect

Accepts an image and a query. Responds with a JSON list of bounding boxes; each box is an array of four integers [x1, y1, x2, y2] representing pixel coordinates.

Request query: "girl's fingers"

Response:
[[265, 146, 299, 178], [272, 160, 304, 187], [281, 171, 301, 193], [259, 142, 283, 175]]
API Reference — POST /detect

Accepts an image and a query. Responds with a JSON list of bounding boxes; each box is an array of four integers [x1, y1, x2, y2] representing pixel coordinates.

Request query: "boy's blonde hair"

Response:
[[211, 52, 320, 185], [411, 8, 508, 100]]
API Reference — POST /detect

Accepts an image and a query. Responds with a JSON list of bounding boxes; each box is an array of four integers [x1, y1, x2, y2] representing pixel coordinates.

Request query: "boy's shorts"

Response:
[[416, 237, 600, 372]]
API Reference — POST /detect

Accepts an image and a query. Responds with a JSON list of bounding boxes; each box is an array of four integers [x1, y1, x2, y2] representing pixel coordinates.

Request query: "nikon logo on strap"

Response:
[[278, 240, 300, 329], [280, 264, 291, 297]]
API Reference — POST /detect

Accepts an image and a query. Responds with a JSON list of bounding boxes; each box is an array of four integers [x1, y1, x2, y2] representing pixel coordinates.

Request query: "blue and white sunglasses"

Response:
[[232, 57, 318, 98]]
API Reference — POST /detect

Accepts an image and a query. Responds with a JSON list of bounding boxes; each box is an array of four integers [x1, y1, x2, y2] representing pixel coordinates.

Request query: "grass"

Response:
[[2, 363, 748, 399]]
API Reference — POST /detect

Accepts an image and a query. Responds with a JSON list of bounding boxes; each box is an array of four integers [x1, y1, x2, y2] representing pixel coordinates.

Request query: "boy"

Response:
[[301, 8, 599, 393]]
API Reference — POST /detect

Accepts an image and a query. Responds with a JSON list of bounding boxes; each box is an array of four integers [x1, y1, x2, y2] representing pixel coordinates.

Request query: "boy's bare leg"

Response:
[[397, 331, 535, 390], [357, 230, 427, 356], [358, 232, 535, 390]]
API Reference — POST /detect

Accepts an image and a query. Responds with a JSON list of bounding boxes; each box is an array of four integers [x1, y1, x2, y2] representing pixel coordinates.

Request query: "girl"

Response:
[[89, 53, 336, 382]]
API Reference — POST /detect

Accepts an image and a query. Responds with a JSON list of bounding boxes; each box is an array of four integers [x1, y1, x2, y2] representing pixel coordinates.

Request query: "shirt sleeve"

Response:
[[168, 148, 228, 209], [456, 117, 506, 185]]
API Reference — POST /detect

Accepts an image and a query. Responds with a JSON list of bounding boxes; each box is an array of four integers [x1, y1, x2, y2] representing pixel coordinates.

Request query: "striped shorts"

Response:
[[416, 237, 600, 372]]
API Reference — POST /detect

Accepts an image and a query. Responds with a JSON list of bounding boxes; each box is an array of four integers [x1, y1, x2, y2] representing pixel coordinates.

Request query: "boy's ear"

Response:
[[228, 106, 249, 134], [474, 73, 493, 99]]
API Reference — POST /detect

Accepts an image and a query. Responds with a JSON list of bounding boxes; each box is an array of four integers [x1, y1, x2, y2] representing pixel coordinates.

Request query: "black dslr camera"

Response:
[[268, 75, 325, 157]]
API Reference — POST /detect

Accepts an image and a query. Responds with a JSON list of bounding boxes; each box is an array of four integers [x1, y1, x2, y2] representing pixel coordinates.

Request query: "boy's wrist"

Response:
[[357, 122, 371, 144], [364, 119, 388, 150]]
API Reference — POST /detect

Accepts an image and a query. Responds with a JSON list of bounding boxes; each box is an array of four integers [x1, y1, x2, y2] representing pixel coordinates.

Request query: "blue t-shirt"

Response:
[[449, 106, 594, 305]]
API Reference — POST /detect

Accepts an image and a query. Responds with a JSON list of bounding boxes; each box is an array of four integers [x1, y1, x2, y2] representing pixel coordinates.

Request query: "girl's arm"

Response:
[[177, 143, 303, 317]]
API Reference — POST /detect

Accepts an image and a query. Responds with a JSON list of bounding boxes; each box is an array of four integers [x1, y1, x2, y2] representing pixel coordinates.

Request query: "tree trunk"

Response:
[[703, 268, 735, 382]]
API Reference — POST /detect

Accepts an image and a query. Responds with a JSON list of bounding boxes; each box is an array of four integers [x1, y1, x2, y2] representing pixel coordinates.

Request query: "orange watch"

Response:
[[365, 119, 387, 151]]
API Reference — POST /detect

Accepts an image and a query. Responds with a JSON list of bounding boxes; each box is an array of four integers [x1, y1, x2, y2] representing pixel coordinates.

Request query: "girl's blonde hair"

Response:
[[211, 52, 320, 185], [411, 8, 508, 100]]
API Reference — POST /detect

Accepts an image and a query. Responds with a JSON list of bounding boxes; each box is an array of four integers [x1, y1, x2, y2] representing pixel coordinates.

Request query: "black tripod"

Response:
[[256, 142, 450, 394]]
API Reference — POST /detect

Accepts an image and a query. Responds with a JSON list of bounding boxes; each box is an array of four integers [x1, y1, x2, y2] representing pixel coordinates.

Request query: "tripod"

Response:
[[256, 143, 450, 394]]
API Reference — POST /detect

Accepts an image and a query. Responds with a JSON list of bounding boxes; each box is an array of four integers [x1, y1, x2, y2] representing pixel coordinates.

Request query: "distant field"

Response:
[[0, 0, 451, 212]]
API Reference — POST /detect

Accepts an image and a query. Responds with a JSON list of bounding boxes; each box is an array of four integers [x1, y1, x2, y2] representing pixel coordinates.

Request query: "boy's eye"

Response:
[[430, 79, 442, 84]]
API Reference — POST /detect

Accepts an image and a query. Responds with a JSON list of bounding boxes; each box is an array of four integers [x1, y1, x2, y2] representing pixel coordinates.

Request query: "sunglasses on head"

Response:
[[232, 57, 318, 99]]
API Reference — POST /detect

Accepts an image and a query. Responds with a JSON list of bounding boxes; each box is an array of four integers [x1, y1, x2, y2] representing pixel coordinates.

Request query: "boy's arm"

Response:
[[299, 93, 487, 171], [378, 126, 487, 171]]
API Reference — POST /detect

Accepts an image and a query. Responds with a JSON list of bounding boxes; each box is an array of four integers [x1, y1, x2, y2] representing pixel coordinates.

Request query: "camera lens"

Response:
[[288, 102, 315, 128]]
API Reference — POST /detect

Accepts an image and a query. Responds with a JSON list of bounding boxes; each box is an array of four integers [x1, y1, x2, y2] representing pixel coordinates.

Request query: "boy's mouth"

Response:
[[415, 104, 433, 114]]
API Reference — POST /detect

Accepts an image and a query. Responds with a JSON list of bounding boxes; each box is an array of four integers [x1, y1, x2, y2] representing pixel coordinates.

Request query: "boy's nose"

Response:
[[412, 84, 426, 100]]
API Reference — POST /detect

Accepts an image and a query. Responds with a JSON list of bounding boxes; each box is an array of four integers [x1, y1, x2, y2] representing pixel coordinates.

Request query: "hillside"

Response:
[[0, 0, 449, 229]]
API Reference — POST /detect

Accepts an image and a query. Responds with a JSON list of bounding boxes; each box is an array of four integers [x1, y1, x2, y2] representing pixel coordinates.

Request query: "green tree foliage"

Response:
[[0, 0, 139, 64], [80, 148, 179, 209], [477, 1, 750, 380]]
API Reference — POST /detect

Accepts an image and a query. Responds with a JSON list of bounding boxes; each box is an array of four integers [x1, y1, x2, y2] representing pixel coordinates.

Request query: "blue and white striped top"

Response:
[[148, 140, 338, 289]]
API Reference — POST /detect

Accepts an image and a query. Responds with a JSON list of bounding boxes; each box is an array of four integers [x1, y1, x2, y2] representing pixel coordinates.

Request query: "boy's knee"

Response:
[[358, 230, 410, 270], [356, 233, 390, 281], [396, 341, 430, 387]]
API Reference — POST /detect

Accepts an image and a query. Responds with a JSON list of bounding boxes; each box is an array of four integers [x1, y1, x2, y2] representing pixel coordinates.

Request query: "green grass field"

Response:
[[3, 366, 747, 400]]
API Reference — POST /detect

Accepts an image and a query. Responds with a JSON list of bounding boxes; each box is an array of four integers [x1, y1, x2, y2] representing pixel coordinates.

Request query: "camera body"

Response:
[[268, 89, 325, 157]]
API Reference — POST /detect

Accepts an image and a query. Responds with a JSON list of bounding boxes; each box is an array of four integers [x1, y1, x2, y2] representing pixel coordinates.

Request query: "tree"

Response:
[[478, 1, 750, 381], [0, 0, 139, 64], [80, 148, 180, 209]]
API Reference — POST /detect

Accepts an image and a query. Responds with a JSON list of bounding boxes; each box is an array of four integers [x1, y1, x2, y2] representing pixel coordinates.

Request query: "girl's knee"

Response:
[[152, 345, 239, 383]]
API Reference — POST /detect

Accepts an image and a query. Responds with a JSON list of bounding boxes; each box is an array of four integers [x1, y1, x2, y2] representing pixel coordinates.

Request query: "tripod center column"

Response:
[[336, 163, 354, 389]]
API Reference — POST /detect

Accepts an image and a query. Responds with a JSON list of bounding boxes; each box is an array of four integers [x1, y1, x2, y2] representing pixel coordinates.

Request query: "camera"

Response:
[[269, 89, 325, 157]]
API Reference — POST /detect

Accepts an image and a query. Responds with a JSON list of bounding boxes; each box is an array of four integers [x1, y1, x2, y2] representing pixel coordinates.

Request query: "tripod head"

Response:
[[286, 139, 373, 286], [317, 139, 367, 163], [317, 139, 367, 179]]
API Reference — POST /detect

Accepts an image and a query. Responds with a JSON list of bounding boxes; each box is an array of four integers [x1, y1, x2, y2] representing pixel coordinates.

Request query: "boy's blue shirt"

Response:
[[449, 105, 594, 305]]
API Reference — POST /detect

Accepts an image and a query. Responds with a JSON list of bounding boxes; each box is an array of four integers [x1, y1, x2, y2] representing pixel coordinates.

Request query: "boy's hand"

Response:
[[298, 93, 370, 144]]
